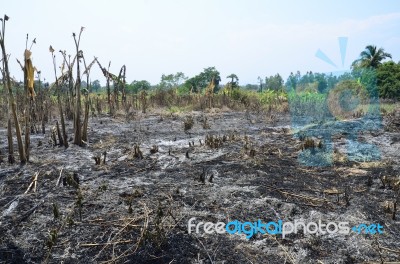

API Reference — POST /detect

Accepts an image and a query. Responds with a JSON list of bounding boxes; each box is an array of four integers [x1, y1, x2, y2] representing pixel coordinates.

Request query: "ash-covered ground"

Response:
[[0, 109, 399, 263]]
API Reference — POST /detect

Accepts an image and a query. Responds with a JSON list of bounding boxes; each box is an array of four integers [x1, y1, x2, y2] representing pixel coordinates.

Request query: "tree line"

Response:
[[89, 45, 398, 99]]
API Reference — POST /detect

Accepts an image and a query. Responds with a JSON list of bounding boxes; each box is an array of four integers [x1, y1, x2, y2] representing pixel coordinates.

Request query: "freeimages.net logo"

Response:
[[287, 37, 382, 166], [188, 218, 384, 239]]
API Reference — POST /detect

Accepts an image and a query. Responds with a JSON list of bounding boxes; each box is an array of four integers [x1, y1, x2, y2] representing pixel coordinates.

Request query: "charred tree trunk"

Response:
[[74, 71, 82, 145], [7, 118, 15, 164], [82, 97, 89, 142], [0, 24, 26, 164], [1, 67, 13, 163], [107, 77, 111, 114], [81, 74, 90, 143], [114, 81, 119, 111], [24, 98, 31, 161], [72, 29, 84, 146], [58, 92, 68, 148], [24, 58, 30, 162], [50, 46, 68, 148], [68, 72, 74, 121], [56, 120, 63, 146]]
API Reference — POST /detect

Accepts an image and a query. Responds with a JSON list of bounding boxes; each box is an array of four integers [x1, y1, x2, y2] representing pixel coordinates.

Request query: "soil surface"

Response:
[[0, 109, 399, 264]]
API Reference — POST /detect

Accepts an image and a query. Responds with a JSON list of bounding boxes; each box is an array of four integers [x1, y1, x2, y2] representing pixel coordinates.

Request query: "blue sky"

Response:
[[3, 0, 400, 85]]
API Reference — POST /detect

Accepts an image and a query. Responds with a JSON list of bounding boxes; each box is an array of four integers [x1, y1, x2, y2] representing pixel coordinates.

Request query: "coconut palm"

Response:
[[352, 45, 392, 69]]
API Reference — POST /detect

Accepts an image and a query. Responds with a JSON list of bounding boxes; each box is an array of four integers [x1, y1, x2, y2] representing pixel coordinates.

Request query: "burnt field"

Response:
[[1, 108, 400, 264]]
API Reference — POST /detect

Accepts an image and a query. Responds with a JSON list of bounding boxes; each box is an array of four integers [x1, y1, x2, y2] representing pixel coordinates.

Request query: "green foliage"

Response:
[[91, 79, 101, 92], [315, 74, 328, 93], [183, 66, 221, 93], [183, 75, 202, 93], [226, 73, 239, 85], [127, 80, 151, 94], [265, 73, 283, 91], [243, 84, 259, 91], [350, 44, 399, 99], [176, 84, 191, 95], [230, 87, 243, 100], [285, 71, 339, 94], [167, 105, 183, 113], [287, 77, 372, 122], [228, 88, 287, 107], [287, 91, 328, 120], [352, 45, 392, 69], [259, 89, 287, 104], [285, 71, 301, 91], [159, 72, 187, 90], [377, 61, 400, 99], [351, 67, 378, 98]]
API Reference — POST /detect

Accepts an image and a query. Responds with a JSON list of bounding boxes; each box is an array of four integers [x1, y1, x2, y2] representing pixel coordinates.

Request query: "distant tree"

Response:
[[128, 80, 151, 94], [159, 74, 174, 90], [352, 45, 392, 69], [174, 72, 187, 86], [201, 67, 220, 81], [313, 73, 327, 93], [257, 76, 263, 92], [298, 71, 315, 86], [377, 61, 400, 99], [285, 71, 301, 91], [226, 73, 239, 85], [92, 79, 101, 92], [326, 73, 338, 90], [81, 80, 88, 89], [285, 71, 331, 94], [183, 76, 201, 93], [265, 74, 283, 91], [337, 72, 353, 82], [244, 84, 259, 91], [183, 67, 220, 93], [200, 67, 221, 92], [159, 72, 187, 90]]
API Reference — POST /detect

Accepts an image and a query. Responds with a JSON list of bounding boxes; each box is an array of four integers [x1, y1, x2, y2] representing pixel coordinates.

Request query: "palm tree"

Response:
[[352, 45, 392, 69], [226, 74, 239, 84]]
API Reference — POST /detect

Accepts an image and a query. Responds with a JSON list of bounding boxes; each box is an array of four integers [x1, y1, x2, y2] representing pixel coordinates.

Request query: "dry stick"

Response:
[[374, 236, 385, 264], [281, 191, 331, 204], [24, 171, 39, 194], [101, 204, 151, 264], [33, 172, 38, 192], [56, 120, 63, 146], [379, 245, 400, 255], [265, 185, 331, 204], [165, 201, 198, 236], [193, 234, 214, 264], [80, 240, 134, 247], [269, 235, 296, 263], [56, 167, 64, 187], [93, 214, 146, 260], [79, 222, 176, 228], [7, 118, 14, 163]]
